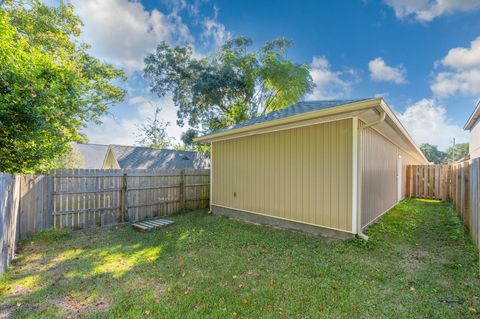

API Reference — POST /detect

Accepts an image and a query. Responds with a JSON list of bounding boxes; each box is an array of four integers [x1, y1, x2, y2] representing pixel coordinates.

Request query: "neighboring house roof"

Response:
[[71, 143, 109, 169], [196, 98, 428, 164], [108, 145, 210, 169], [464, 100, 480, 130]]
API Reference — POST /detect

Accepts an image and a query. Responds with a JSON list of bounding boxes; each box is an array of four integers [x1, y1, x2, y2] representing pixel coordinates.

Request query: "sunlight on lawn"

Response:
[[414, 198, 441, 203], [48, 249, 83, 267], [1, 202, 478, 318], [92, 246, 164, 277], [12, 274, 42, 291], [179, 230, 190, 240]]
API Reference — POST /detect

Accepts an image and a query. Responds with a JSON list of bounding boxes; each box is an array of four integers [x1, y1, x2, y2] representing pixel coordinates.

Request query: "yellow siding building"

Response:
[[465, 101, 480, 159], [197, 98, 428, 238]]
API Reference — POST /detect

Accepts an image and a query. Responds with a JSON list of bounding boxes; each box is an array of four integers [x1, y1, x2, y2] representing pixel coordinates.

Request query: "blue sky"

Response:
[[69, 0, 480, 150]]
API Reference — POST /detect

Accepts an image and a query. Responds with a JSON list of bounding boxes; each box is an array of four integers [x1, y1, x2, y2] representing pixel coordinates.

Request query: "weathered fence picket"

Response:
[[0, 173, 20, 275], [52, 169, 124, 229]]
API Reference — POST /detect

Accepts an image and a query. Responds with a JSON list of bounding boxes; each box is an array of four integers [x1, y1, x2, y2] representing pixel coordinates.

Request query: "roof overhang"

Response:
[[359, 100, 428, 164], [195, 99, 382, 142], [464, 100, 480, 131], [195, 98, 428, 164]]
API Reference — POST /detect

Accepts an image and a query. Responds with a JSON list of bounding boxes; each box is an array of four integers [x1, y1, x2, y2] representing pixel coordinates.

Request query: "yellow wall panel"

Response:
[[212, 119, 353, 232], [361, 122, 424, 228]]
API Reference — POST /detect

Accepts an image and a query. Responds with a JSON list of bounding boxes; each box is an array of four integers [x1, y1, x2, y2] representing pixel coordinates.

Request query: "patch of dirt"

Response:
[[395, 246, 432, 273], [52, 294, 109, 318], [0, 306, 15, 319], [153, 283, 169, 297], [439, 278, 451, 288], [400, 257, 423, 272]]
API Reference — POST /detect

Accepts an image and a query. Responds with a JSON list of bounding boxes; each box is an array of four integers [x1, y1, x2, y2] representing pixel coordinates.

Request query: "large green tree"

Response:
[[0, 1, 125, 174], [420, 143, 446, 164], [144, 37, 313, 132], [445, 143, 469, 164], [419, 142, 469, 164]]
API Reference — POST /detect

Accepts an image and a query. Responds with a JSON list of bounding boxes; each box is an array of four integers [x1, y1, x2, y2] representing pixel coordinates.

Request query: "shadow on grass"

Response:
[[0, 200, 479, 318]]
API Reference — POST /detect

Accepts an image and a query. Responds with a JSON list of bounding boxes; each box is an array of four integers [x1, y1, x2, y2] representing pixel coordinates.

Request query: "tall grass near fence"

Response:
[[406, 158, 480, 250]]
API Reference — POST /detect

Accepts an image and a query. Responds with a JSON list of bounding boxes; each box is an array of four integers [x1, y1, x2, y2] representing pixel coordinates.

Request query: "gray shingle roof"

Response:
[[110, 145, 210, 169], [206, 99, 371, 136], [71, 143, 109, 169]]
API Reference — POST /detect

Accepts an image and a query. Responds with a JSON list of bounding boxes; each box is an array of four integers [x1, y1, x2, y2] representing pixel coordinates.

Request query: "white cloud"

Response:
[[442, 37, 480, 69], [397, 98, 468, 150], [82, 95, 188, 146], [83, 116, 139, 146], [71, 0, 194, 71], [431, 36, 480, 97], [431, 70, 480, 97], [385, 0, 480, 22], [201, 6, 231, 48], [368, 57, 407, 84], [305, 56, 355, 100], [67, 0, 229, 146]]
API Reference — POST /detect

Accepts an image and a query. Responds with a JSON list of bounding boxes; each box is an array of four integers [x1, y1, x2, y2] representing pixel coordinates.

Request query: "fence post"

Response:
[[179, 169, 186, 210], [121, 172, 128, 223]]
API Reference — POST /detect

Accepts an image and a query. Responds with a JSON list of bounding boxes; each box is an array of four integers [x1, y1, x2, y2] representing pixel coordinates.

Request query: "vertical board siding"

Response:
[[212, 119, 353, 232], [0, 173, 20, 275], [361, 123, 424, 228]]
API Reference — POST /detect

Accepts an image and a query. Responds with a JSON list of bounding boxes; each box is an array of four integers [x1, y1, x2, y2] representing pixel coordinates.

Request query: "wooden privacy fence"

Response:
[[406, 158, 480, 249], [406, 165, 452, 200], [1, 169, 209, 275], [15, 169, 210, 238]]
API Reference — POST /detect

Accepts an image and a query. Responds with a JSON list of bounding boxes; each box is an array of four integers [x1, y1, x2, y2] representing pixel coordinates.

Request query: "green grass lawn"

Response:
[[0, 199, 479, 318]]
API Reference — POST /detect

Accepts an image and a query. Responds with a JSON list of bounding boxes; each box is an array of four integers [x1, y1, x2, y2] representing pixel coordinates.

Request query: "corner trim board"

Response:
[[352, 117, 358, 233], [209, 143, 213, 213]]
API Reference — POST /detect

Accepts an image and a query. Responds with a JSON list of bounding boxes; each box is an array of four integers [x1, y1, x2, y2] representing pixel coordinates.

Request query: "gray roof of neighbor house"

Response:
[[72, 143, 109, 169], [202, 99, 370, 137], [109, 145, 210, 169]]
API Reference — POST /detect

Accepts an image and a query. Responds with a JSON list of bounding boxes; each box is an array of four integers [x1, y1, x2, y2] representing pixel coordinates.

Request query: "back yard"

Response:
[[0, 199, 479, 318]]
